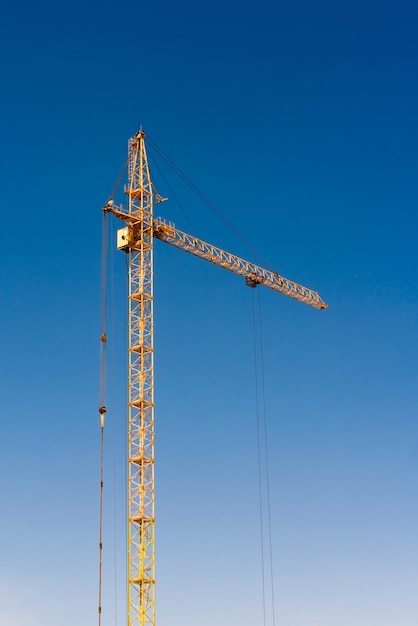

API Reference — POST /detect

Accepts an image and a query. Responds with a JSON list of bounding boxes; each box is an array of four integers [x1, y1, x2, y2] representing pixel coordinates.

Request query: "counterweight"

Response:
[[104, 130, 327, 626]]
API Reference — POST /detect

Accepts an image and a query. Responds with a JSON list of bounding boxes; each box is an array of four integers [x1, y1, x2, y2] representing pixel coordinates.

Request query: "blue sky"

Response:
[[1, 1, 418, 625]]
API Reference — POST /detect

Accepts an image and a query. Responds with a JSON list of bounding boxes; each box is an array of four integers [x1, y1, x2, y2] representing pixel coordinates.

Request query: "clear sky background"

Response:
[[1, 1, 417, 625]]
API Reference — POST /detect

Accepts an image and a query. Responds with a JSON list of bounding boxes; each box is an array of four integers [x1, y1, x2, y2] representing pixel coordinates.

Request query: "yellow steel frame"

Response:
[[104, 130, 328, 626], [125, 131, 155, 626]]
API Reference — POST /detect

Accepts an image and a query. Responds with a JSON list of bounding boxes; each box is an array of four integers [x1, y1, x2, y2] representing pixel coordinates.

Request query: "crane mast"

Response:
[[125, 131, 155, 626], [104, 130, 328, 626]]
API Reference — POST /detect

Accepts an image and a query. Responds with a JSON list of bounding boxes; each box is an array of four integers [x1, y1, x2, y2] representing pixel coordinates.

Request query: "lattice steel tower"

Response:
[[125, 131, 155, 626]]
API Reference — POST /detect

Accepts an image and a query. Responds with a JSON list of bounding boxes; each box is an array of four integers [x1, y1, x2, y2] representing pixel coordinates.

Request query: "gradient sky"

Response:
[[1, 1, 418, 625]]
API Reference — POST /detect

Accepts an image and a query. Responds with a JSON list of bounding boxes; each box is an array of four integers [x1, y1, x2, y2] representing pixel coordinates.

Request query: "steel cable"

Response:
[[252, 288, 276, 626], [257, 288, 276, 626], [147, 134, 277, 273], [252, 289, 267, 626], [98, 211, 109, 626]]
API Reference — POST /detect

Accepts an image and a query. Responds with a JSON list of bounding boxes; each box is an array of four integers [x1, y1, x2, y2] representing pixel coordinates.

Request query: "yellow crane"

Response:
[[103, 129, 327, 626]]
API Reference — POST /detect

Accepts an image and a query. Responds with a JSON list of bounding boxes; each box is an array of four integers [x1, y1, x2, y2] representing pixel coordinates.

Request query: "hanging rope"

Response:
[[109, 221, 119, 626], [252, 289, 267, 626], [98, 210, 109, 626], [252, 288, 276, 626], [257, 288, 276, 626], [99, 216, 124, 626], [98, 406, 106, 626]]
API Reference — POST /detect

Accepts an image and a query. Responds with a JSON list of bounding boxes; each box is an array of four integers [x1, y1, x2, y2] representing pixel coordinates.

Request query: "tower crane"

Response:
[[103, 130, 327, 626]]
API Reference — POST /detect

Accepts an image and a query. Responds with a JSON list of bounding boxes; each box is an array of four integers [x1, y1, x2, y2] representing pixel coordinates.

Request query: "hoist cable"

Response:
[[98, 409, 105, 626], [100, 213, 109, 346], [109, 221, 119, 626], [98, 210, 109, 626], [147, 135, 276, 273], [257, 289, 276, 626], [252, 289, 267, 626]]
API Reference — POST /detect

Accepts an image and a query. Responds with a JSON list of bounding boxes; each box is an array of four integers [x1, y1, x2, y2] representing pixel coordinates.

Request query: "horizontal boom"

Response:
[[109, 205, 327, 309], [153, 219, 327, 309]]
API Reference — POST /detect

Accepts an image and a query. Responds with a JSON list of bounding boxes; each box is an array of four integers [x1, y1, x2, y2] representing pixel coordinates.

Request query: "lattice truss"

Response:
[[126, 133, 155, 626], [153, 218, 327, 309]]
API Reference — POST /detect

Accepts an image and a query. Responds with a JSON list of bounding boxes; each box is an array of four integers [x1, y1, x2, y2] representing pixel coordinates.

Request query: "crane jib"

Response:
[[108, 210, 328, 310], [152, 219, 328, 310]]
